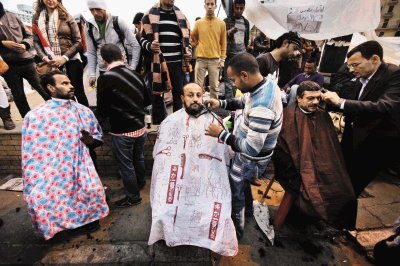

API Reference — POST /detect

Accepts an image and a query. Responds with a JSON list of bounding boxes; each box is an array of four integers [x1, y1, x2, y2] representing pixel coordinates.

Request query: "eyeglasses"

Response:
[[347, 62, 361, 69]]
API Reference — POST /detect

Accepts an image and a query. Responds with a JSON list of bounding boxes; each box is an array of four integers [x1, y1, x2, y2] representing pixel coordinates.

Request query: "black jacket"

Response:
[[97, 65, 151, 134]]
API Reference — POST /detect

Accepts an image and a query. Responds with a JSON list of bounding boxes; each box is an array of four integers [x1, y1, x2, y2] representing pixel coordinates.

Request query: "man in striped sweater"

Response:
[[140, 0, 192, 124], [96, 44, 151, 208], [205, 52, 283, 239]]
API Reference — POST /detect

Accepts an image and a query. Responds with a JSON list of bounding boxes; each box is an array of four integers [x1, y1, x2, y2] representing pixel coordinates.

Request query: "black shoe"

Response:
[[115, 196, 142, 208], [82, 220, 100, 233]]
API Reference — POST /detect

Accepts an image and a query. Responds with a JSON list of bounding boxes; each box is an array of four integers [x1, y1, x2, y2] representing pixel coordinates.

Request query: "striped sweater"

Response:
[[219, 78, 283, 158]]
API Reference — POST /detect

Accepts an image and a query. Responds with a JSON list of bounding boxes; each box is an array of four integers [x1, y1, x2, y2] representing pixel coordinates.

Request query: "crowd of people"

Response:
[[0, 0, 399, 261]]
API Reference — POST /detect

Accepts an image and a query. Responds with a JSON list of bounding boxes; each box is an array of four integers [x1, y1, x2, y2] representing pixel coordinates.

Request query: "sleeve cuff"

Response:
[[218, 129, 230, 143], [219, 100, 227, 109], [62, 55, 69, 61], [339, 98, 345, 109]]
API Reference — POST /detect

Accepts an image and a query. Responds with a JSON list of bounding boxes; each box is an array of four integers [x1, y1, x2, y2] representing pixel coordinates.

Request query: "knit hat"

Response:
[[87, 0, 107, 10]]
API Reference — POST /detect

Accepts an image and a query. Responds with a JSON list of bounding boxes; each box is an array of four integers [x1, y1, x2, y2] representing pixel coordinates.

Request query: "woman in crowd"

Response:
[[32, 0, 89, 106]]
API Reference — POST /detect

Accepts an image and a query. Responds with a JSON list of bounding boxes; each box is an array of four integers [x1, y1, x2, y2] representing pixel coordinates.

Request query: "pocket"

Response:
[[240, 153, 271, 182]]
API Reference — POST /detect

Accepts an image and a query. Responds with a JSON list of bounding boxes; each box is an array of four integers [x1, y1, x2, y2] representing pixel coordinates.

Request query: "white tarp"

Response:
[[242, 0, 381, 40], [149, 109, 238, 256]]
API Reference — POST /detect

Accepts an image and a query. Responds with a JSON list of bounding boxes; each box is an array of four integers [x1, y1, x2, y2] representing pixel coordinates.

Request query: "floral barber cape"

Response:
[[149, 109, 238, 256], [22, 99, 109, 240]]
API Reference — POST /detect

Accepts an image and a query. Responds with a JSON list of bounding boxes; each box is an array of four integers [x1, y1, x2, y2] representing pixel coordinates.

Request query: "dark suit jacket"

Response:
[[342, 63, 400, 149]]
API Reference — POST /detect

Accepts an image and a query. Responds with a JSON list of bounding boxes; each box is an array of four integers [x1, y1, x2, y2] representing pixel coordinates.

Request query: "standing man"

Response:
[[256, 31, 301, 81], [97, 44, 151, 207], [22, 70, 109, 240], [205, 52, 283, 239], [85, 0, 140, 87], [322, 40, 400, 196], [272, 81, 356, 229], [0, 2, 50, 118], [140, 0, 192, 124], [191, 0, 227, 100], [223, 0, 250, 99]]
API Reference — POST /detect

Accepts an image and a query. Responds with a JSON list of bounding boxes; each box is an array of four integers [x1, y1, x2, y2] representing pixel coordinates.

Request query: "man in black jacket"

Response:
[[323, 41, 400, 196], [97, 44, 151, 208], [223, 0, 249, 99]]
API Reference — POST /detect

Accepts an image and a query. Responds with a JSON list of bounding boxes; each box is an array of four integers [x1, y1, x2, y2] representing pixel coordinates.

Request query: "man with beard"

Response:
[[96, 44, 151, 207], [205, 52, 283, 239], [22, 70, 109, 240], [272, 81, 356, 229], [149, 83, 238, 256]]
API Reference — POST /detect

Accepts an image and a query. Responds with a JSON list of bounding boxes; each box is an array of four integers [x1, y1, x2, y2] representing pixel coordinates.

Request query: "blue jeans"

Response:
[[223, 55, 236, 100], [229, 152, 272, 237], [111, 133, 147, 200]]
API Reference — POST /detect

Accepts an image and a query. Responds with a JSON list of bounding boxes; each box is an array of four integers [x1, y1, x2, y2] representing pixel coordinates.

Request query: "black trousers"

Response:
[[2, 62, 50, 118], [62, 59, 89, 107], [167, 61, 184, 112]]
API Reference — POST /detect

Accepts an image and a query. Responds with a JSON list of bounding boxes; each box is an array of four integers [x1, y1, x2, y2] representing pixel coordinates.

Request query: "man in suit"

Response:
[[323, 40, 400, 196]]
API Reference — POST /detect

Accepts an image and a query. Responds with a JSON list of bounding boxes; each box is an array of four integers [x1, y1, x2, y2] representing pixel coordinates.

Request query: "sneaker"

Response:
[[115, 196, 142, 208]]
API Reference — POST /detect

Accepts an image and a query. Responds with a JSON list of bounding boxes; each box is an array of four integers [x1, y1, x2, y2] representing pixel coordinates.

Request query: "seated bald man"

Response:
[[149, 83, 238, 256]]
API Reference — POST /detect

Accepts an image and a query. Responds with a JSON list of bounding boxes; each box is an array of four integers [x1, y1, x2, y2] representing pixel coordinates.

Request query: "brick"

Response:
[[6, 150, 21, 156], [0, 145, 15, 151]]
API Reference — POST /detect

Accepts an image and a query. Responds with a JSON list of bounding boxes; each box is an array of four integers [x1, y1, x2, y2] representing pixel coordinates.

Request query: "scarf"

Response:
[[38, 9, 62, 56], [142, 3, 191, 95]]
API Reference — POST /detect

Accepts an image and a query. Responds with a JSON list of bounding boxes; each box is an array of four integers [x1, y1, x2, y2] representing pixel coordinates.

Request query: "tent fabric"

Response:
[[242, 0, 380, 40]]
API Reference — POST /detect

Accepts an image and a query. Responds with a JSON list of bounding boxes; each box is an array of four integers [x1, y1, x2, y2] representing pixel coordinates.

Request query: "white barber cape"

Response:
[[149, 109, 238, 256]]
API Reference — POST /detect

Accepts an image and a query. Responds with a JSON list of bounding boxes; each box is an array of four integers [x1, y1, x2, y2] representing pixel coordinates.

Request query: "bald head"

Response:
[[181, 83, 204, 116]]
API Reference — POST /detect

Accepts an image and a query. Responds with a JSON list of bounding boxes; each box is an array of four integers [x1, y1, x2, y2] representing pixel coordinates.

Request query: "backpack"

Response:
[[87, 16, 130, 63]]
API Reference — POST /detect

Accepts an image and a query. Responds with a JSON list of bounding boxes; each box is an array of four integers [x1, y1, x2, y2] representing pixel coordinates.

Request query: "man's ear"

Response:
[[47, 84, 56, 94], [371, 54, 381, 64], [240, 71, 249, 81]]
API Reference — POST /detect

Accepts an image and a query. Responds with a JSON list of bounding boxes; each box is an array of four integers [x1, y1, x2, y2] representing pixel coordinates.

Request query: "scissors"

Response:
[[156, 146, 172, 156]]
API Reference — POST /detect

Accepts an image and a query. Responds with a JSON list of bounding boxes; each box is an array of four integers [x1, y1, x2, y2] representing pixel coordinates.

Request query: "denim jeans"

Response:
[[111, 133, 147, 200], [229, 152, 272, 237]]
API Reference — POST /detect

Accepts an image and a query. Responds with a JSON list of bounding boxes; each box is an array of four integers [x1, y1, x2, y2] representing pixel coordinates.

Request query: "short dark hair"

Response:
[[132, 12, 143, 24], [234, 0, 246, 5], [40, 70, 67, 95], [100, 44, 123, 64], [205, 0, 217, 4], [347, 40, 383, 61], [296, 81, 321, 97], [304, 58, 317, 65], [227, 52, 259, 75], [275, 31, 302, 49]]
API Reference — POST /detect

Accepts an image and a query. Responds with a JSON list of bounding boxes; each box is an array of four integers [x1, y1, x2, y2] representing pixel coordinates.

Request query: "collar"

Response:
[[298, 106, 312, 114], [106, 61, 125, 71], [249, 78, 267, 94], [360, 68, 378, 85]]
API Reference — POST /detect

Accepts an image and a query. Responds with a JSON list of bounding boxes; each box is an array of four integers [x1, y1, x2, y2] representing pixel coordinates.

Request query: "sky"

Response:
[[3, 0, 227, 26]]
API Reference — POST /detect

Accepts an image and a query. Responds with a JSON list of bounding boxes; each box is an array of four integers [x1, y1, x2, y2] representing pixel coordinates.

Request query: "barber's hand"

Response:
[[49, 56, 67, 67], [205, 123, 224, 138], [218, 60, 224, 69], [80, 130, 95, 146], [89, 77, 97, 87], [203, 98, 220, 110], [150, 40, 161, 53], [42, 56, 51, 64], [322, 90, 341, 106]]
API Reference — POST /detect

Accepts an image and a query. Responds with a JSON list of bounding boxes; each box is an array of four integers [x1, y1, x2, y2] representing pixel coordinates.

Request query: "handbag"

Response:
[[0, 56, 9, 75], [36, 61, 52, 76]]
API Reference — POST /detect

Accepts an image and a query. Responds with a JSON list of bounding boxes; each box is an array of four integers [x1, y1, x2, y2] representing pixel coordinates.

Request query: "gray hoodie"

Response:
[[84, 12, 140, 77]]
